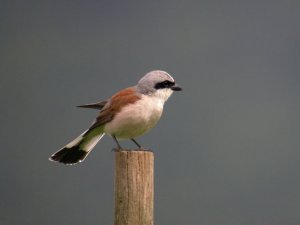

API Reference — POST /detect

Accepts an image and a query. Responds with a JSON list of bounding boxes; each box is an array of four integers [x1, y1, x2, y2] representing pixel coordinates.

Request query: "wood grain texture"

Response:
[[114, 150, 154, 225]]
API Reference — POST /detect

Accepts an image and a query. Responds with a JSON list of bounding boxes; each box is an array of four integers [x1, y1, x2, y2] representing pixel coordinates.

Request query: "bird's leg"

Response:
[[130, 138, 142, 149], [112, 135, 123, 151], [130, 138, 144, 150], [131, 138, 152, 152]]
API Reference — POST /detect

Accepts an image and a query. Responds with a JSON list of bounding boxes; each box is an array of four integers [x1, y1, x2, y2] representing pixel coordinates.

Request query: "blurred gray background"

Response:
[[1, 0, 300, 225]]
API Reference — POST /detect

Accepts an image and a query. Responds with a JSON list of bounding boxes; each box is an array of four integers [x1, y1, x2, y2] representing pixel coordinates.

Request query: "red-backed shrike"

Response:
[[49, 70, 182, 165]]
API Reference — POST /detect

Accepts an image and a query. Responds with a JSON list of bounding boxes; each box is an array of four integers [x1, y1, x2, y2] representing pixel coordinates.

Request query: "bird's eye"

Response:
[[162, 80, 175, 87], [154, 80, 175, 89]]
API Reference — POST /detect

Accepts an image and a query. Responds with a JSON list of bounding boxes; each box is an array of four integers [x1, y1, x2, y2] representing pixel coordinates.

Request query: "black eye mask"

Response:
[[154, 80, 175, 89]]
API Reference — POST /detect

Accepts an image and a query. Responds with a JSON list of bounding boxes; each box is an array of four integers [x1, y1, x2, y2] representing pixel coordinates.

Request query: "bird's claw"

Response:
[[111, 148, 123, 152]]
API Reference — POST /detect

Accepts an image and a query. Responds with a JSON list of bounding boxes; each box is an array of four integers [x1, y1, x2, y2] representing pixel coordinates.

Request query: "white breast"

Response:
[[104, 95, 165, 139]]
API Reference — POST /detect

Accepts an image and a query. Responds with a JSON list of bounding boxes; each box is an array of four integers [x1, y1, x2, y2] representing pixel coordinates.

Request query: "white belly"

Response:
[[104, 95, 164, 139]]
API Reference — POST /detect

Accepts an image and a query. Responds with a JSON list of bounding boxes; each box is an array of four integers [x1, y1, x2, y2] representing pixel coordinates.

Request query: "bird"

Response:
[[49, 70, 182, 165]]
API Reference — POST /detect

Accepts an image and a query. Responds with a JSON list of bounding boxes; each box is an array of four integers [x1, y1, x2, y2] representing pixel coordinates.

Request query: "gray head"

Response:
[[137, 70, 182, 101]]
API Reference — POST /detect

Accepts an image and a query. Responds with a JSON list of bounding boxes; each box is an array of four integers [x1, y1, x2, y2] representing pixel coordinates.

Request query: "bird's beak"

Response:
[[171, 84, 182, 91]]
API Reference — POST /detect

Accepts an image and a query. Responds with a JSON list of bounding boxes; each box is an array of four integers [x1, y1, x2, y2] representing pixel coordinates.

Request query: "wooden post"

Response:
[[114, 150, 154, 225]]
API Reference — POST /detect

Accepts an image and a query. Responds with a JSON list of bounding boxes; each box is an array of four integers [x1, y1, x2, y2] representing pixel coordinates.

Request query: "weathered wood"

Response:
[[114, 150, 154, 225]]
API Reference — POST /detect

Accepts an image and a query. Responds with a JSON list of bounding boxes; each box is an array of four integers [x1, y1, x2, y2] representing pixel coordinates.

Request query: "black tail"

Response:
[[49, 146, 88, 165], [50, 126, 104, 165]]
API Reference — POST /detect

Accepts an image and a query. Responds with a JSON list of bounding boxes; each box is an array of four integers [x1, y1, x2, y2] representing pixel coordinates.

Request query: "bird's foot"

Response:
[[111, 147, 123, 152], [111, 147, 152, 152], [137, 147, 152, 152]]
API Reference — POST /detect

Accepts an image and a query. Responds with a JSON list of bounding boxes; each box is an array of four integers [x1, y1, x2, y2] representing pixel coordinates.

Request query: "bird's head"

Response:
[[137, 70, 182, 101]]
